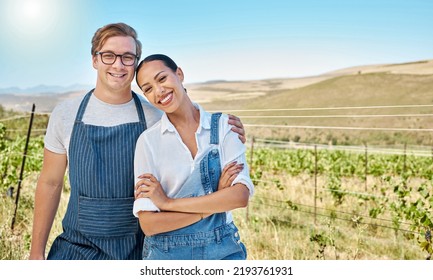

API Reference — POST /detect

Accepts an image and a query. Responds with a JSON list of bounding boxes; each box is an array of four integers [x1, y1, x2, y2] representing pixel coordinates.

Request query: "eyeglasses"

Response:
[[95, 51, 138, 66]]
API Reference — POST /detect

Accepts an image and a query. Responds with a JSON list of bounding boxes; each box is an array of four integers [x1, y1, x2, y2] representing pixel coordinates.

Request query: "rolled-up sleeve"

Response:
[[133, 133, 161, 215], [229, 153, 254, 197], [133, 198, 160, 217], [220, 118, 254, 197]]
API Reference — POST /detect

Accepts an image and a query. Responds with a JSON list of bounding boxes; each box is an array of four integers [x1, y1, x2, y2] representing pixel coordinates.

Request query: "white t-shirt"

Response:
[[133, 104, 254, 224], [44, 91, 163, 160]]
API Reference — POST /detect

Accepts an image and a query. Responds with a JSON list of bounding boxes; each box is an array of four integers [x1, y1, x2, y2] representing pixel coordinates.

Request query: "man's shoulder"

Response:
[[133, 92, 163, 126], [53, 92, 87, 110], [134, 92, 157, 108], [137, 119, 162, 145], [50, 92, 87, 119]]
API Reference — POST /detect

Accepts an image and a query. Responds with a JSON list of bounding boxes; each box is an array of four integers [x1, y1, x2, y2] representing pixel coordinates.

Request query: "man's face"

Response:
[[92, 36, 137, 93]]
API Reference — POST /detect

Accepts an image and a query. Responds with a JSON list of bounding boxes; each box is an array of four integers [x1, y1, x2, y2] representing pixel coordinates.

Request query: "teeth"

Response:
[[110, 73, 124, 78], [160, 93, 172, 104]]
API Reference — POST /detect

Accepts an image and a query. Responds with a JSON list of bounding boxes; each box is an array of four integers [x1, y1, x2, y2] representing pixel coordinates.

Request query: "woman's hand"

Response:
[[218, 161, 244, 191], [135, 174, 171, 209]]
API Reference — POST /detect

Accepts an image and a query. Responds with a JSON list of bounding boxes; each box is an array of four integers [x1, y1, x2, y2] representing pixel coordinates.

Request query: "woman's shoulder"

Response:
[[197, 105, 228, 127], [137, 119, 163, 143], [216, 112, 231, 134]]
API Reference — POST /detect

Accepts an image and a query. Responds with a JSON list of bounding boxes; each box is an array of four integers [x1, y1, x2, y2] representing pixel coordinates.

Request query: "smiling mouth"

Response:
[[109, 73, 126, 78], [159, 93, 173, 106]]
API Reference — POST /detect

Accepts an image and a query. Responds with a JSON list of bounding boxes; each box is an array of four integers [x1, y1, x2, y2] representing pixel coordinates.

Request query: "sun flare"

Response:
[[22, 0, 43, 20], [4, 0, 60, 38]]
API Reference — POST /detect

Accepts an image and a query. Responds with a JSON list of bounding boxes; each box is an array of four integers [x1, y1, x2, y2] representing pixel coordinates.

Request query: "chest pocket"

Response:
[[78, 196, 138, 238]]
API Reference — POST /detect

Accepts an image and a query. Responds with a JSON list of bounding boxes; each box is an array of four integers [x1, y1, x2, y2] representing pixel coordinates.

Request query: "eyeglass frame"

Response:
[[95, 51, 138, 66]]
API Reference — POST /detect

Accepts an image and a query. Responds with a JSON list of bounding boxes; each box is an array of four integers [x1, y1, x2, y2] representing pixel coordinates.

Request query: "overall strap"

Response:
[[210, 112, 222, 144]]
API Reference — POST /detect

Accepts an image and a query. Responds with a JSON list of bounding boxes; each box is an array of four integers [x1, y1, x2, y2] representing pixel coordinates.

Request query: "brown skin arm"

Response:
[[163, 183, 249, 213], [135, 163, 244, 236], [136, 174, 250, 214], [29, 149, 67, 260], [218, 161, 244, 191], [137, 211, 211, 236]]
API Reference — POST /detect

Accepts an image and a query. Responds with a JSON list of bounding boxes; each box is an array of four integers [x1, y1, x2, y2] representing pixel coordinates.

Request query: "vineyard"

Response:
[[244, 139, 433, 259], [1, 102, 433, 260]]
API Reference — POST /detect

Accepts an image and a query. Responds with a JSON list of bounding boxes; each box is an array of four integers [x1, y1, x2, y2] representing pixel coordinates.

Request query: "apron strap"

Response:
[[74, 89, 94, 122], [210, 112, 222, 144], [132, 91, 147, 125], [74, 90, 147, 127]]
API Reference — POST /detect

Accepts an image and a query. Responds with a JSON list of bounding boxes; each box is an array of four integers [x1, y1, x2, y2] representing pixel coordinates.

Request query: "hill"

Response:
[[218, 73, 433, 146], [1, 59, 432, 146], [0, 90, 88, 113], [195, 59, 433, 146], [190, 59, 433, 105]]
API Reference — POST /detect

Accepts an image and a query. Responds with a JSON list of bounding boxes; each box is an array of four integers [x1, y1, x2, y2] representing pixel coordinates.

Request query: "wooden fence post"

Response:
[[11, 104, 35, 230], [314, 145, 318, 225], [365, 143, 368, 192], [247, 136, 255, 222], [403, 143, 407, 189]]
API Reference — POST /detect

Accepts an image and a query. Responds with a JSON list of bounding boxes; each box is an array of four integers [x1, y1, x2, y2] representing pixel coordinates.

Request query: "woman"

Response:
[[133, 54, 254, 260]]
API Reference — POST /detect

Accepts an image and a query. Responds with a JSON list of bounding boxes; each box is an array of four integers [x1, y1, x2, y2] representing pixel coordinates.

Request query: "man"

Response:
[[29, 23, 245, 260]]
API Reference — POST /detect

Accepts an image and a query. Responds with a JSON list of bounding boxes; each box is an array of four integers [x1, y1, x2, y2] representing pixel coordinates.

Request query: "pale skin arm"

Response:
[[29, 149, 67, 260], [134, 162, 243, 236]]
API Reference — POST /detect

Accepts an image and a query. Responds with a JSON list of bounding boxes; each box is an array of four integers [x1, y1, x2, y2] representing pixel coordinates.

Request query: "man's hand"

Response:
[[228, 114, 246, 144]]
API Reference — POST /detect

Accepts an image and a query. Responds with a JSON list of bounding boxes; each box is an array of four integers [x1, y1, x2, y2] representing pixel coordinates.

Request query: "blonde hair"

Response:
[[91, 22, 142, 61]]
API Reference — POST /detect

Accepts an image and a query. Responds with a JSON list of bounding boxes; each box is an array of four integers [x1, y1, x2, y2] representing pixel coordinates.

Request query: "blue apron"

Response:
[[141, 113, 247, 260], [47, 90, 146, 260]]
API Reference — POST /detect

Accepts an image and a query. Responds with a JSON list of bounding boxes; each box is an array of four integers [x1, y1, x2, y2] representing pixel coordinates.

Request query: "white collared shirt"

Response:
[[133, 104, 254, 224]]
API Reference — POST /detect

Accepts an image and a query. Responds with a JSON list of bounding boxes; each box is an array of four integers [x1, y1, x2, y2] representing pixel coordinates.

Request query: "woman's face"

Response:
[[136, 60, 185, 113]]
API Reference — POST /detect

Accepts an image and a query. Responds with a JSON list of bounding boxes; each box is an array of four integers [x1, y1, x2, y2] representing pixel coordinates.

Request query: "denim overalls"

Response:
[[142, 113, 247, 260], [47, 90, 146, 260]]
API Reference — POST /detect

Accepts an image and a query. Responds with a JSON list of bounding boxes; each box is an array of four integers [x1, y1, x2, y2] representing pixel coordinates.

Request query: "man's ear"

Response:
[[92, 55, 98, 69]]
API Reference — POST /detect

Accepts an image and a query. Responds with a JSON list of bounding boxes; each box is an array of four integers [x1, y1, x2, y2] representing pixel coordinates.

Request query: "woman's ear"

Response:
[[176, 67, 185, 82]]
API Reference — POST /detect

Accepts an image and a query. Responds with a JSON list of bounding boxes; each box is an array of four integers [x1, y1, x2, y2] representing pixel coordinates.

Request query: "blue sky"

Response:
[[0, 0, 432, 89]]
